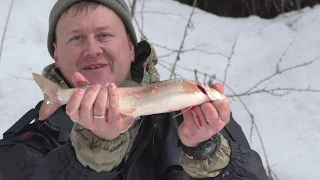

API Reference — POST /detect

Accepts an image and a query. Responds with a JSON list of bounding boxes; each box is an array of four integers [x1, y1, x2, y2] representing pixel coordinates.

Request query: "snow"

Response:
[[1, 0, 319, 179]]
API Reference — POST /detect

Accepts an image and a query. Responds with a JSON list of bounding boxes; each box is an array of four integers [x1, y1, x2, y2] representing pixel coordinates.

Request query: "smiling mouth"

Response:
[[84, 64, 107, 70]]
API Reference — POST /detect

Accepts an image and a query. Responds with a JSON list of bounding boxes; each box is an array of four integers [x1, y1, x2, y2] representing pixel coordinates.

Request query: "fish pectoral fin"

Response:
[[120, 108, 137, 116], [172, 106, 193, 118]]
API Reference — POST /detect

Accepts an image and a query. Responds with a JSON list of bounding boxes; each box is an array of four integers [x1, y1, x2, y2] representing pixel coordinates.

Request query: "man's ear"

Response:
[[53, 42, 58, 64], [128, 35, 135, 63]]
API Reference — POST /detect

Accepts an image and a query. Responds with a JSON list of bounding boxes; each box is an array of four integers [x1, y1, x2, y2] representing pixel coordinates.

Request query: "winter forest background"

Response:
[[0, 0, 320, 179]]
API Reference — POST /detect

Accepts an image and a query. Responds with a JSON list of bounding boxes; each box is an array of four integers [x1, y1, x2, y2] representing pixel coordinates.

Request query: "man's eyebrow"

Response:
[[67, 26, 112, 35], [95, 26, 112, 31], [67, 28, 82, 35]]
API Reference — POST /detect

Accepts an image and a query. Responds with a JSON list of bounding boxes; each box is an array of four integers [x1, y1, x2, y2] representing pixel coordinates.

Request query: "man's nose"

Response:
[[84, 38, 103, 57]]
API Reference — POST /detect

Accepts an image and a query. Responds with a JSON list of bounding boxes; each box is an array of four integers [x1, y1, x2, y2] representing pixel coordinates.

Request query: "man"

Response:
[[0, 0, 269, 179]]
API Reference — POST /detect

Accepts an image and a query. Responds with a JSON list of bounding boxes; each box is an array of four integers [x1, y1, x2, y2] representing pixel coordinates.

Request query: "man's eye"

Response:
[[97, 33, 110, 39], [100, 34, 109, 37], [71, 36, 82, 41]]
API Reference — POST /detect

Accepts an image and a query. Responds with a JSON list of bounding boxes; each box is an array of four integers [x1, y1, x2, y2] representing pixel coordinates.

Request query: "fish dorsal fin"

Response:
[[182, 79, 199, 94]]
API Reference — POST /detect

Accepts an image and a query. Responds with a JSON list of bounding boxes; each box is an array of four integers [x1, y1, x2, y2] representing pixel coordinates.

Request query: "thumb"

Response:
[[210, 83, 224, 94], [72, 72, 90, 87]]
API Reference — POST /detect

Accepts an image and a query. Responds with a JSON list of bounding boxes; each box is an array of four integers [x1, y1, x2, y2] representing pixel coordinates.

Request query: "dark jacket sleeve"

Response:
[[196, 115, 270, 180], [164, 112, 269, 180], [0, 127, 125, 180]]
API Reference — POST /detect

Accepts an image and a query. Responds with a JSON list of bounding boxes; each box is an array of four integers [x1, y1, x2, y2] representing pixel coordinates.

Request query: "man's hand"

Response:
[[178, 83, 231, 147], [66, 72, 135, 141]]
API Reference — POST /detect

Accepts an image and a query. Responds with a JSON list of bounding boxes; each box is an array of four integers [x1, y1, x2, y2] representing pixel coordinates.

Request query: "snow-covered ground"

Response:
[[1, 0, 319, 179]]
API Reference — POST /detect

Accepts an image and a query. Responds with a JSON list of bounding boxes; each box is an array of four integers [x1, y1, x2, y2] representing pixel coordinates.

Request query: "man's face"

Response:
[[53, 5, 135, 87]]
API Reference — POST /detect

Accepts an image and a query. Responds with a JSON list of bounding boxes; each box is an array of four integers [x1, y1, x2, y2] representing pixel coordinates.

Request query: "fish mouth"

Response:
[[197, 84, 207, 95]]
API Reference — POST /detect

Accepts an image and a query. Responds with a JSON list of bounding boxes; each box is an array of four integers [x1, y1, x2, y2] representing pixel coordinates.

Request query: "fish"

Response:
[[32, 73, 226, 129]]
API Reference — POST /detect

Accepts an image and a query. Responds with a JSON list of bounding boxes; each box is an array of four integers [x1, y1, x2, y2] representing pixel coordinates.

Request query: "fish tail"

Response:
[[32, 73, 63, 120]]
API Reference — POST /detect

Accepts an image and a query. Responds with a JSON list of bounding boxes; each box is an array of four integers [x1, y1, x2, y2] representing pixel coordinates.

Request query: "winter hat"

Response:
[[47, 0, 138, 58]]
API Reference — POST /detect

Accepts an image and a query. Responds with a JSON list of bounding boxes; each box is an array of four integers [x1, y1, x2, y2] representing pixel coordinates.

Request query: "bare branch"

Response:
[[157, 62, 184, 78], [140, 0, 146, 38], [228, 87, 320, 97], [223, 33, 239, 85], [194, 69, 199, 82], [181, 44, 230, 58], [158, 52, 176, 59], [135, 11, 189, 20], [0, 0, 15, 63], [277, 30, 298, 72], [169, 0, 197, 79], [12, 75, 32, 81], [133, 11, 148, 40], [243, 56, 320, 94], [153, 42, 230, 59], [130, 0, 137, 18]]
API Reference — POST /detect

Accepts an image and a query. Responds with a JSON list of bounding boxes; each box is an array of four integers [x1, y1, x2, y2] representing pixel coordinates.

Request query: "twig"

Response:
[[276, 30, 298, 72], [0, 0, 14, 63], [253, 116, 274, 179], [140, 0, 146, 41], [133, 16, 148, 41], [228, 87, 320, 97], [158, 52, 176, 59], [194, 69, 198, 82], [153, 42, 230, 59], [169, 0, 197, 79], [243, 56, 320, 94], [157, 62, 185, 78], [272, 170, 280, 180], [12, 75, 33, 81], [130, 0, 137, 18], [223, 33, 239, 85], [135, 11, 188, 20]]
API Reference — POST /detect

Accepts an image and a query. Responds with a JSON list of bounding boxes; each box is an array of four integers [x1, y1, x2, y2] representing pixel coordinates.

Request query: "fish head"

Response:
[[182, 79, 225, 101]]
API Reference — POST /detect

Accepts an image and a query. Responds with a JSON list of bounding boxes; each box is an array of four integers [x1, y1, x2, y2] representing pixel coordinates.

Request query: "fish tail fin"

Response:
[[32, 73, 63, 120]]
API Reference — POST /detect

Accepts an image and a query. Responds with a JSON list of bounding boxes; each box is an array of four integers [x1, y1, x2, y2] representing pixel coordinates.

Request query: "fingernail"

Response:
[[76, 81, 89, 87], [77, 89, 85, 94], [105, 82, 109, 87], [110, 83, 116, 89], [213, 100, 223, 106]]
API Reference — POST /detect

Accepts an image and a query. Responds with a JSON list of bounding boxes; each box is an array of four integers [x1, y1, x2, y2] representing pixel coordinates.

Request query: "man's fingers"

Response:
[[181, 110, 199, 141], [79, 84, 102, 124], [212, 100, 230, 123], [200, 102, 219, 129], [93, 83, 109, 123], [107, 83, 121, 124], [66, 89, 85, 121], [211, 83, 224, 94], [190, 106, 206, 131]]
